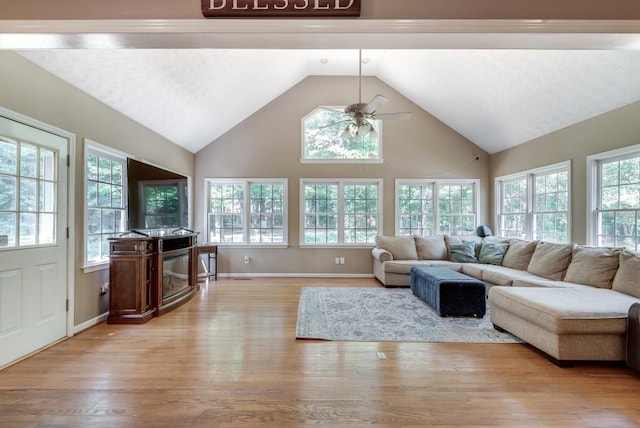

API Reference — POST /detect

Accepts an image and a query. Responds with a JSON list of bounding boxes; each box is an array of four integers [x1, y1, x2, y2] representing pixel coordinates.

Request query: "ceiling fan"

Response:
[[326, 50, 412, 139]]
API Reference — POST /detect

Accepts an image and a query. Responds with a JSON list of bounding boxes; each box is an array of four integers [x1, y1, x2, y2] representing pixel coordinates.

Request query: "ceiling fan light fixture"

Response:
[[329, 49, 411, 140], [341, 125, 353, 140], [357, 124, 370, 137]]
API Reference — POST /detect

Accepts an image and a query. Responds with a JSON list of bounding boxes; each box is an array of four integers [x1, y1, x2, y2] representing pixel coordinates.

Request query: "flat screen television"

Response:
[[126, 158, 189, 231]]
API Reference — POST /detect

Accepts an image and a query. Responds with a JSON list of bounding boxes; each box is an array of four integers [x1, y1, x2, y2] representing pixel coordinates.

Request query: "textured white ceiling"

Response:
[[17, 49, 640, 154]]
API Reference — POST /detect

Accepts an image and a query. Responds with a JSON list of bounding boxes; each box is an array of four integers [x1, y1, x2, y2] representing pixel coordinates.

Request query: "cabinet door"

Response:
[[109, 256, 143, 315]]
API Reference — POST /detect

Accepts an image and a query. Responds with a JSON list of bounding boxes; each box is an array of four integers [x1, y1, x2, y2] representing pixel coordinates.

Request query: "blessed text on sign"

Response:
[[202, 0, 361, 18]]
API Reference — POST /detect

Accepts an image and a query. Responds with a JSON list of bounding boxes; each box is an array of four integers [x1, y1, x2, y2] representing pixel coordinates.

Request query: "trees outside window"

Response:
[[207, 179, 287, 245], [496, 162, 570, 243], [85, 142, 126, 266], [302, 179, 381, 246], [396, 180, 478, 237], [596, 156, 640, 251], [302, 108, 382, 162], [0, 137, 58, 249]]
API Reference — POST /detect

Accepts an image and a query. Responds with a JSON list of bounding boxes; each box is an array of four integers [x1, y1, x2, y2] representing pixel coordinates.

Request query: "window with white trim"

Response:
[[496, 161, 570, 243], [396, 180, 478, 237], [588, 147, 640, 251], [301, 107, 382, 163], [85, 141, 127, 266], [206, 179, 287, 245], [302, 179, 382, 245]]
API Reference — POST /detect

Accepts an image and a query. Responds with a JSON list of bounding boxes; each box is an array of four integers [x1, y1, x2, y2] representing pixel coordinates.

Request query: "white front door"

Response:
[[0, 115, 69, 368]]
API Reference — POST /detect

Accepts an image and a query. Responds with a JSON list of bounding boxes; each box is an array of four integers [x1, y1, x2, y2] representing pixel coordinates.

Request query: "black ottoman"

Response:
[[410, 266, 486, 318]]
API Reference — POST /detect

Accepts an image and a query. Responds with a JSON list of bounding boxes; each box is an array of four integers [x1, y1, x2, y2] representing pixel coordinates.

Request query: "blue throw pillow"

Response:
[[449, 241, 478, 263], [478, 242, 509, 265]]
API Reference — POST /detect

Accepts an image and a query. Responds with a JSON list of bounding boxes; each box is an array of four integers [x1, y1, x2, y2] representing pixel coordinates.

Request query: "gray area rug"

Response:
[[296, 287, 523, 343]]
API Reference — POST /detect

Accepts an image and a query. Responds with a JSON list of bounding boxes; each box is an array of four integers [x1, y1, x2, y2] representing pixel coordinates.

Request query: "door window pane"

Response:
[[0, 139, 59, 249]]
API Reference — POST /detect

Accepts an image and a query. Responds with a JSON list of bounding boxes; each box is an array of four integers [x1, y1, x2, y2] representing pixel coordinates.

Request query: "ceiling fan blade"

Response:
[[363, 94, 389, 114], [373, 112, 413, 120]]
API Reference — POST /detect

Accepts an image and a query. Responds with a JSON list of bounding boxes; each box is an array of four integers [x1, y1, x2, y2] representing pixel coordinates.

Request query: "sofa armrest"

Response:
[[372, 248, 393, 262]]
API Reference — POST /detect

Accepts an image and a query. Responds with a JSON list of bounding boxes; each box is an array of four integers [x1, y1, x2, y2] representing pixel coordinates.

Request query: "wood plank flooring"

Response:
[[1, 278, 640, 427]]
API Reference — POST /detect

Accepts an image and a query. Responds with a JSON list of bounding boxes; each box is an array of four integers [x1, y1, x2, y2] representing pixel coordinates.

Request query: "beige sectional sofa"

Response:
[[372, 235, 640, 365]]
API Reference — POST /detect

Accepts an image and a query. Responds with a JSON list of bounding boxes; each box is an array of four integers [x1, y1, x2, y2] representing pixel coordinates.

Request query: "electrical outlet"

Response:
[[244, 256, 250, 264], [340, 257, 345, 265], [100, 283, 109, 295], [335, 257, 340, 264]]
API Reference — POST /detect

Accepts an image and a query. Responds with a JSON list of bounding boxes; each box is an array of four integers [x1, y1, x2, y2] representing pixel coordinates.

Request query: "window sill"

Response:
[[214, 244, 289, 249], [83, 262, 109, 274]]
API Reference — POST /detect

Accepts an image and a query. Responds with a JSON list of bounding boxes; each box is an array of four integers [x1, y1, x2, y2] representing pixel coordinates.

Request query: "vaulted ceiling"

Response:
[[17, 48, 640, 154]]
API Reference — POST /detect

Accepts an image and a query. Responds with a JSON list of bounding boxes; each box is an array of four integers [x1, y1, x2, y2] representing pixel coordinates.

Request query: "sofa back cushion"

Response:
[[414, 235, 448, 260], [527, 241, 574, 280], [501, 239, 538, 270], [449, 241, 478, 263], [563, 246, 620, 289], [612, 251, 640, 298], [478, 242, 509, 265], [375, 235, 418, 260]]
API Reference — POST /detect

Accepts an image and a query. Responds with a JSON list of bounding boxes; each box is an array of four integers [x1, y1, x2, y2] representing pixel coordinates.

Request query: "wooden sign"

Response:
[[202, 0, 361, 18]]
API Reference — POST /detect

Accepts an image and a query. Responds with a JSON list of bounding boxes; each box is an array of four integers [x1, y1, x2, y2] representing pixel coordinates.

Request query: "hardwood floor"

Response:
[[1, 277, 640, 427]]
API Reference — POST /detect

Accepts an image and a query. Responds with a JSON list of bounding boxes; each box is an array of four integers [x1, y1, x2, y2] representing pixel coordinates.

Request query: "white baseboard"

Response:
[[74, 312, 108, 335], [216, 273, 375, 279]]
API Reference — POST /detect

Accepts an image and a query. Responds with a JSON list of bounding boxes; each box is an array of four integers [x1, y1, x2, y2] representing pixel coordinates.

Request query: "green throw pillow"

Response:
[[449, 241, 478, 263], [478, 242, 509, 265]]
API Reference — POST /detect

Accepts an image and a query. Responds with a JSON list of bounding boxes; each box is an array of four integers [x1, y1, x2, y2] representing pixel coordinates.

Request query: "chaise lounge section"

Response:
[[372, 235, 640, 364]]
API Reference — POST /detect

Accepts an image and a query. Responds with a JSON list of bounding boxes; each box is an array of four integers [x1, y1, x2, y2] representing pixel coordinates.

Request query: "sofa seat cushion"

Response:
[[489, 287, 634, 335], [481, 265, 539, 287], [512, 277, 573, 288], [383, 260, 432, 275], [423, 260, 463, 272], [461, 263, 487, 280]]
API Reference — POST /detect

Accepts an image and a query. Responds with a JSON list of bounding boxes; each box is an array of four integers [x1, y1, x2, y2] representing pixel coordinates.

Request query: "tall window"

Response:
[[301, 108, 382, 163], [496, 161, 570, 243], [499, 178, 528, 238], [397, 183, 434, 236], [302, 179, 382, 245], [438, 183, 477, 236], [0, 137, 57, 248], [396, 180, 478, 237], [207, 179, 287, 245], [589, 148, 640, 251], [85, 141, 126, 266]]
